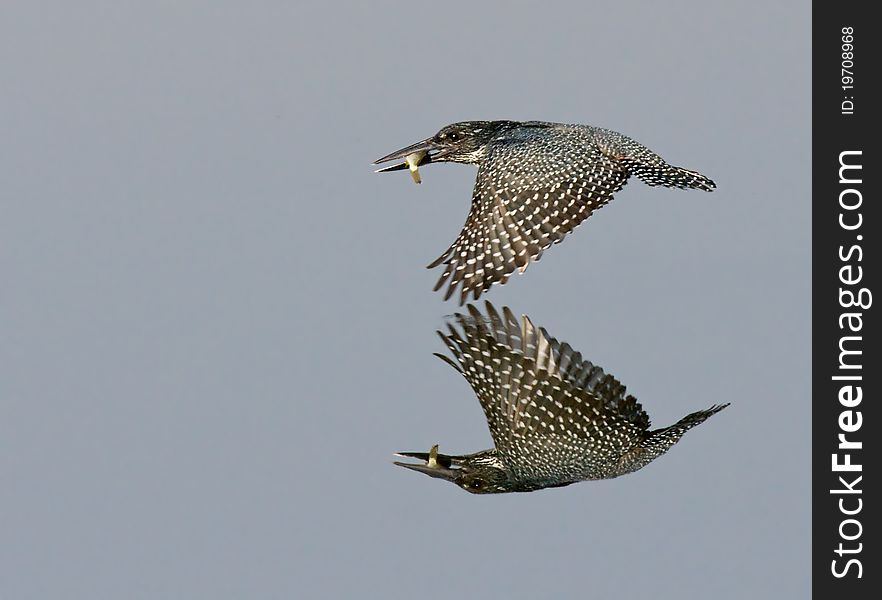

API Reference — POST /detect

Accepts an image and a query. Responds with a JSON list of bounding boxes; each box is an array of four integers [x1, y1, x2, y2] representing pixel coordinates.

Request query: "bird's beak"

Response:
[[373, 138, 443, 173], [394, 445, 459, 482], [394, 461, 459, 482]]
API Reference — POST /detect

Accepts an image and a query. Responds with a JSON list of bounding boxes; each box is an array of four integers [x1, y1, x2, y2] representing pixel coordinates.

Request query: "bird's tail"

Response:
[[660, 403, 729, 436], [639, 403, 729, 459], [624, 160, 716, 191]]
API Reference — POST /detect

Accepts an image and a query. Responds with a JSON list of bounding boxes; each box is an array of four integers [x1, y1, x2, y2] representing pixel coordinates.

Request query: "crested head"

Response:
[[373, 120, 540, 171], [454, 455, 513, 494], [428, 120, 521, 164], [395, 448, 516, 494]]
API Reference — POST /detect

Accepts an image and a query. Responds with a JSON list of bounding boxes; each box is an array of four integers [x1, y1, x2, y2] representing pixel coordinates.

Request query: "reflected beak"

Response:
[[394, 445, 459, 482], [393, 461, 459, 482]]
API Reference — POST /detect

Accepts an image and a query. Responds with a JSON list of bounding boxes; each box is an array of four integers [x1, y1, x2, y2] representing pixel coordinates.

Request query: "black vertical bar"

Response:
[[813, 2, 877, 597]]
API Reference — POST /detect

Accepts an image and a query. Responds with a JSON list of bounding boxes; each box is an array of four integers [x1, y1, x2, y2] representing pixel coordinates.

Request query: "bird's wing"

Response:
[[428, 133, 630, 304], [435, 302, 649, 480]]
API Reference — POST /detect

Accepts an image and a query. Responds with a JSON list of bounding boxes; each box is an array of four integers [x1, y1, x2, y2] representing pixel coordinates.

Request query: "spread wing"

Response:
[[435, 302, 650, 482], [429, 131, 630, 304]]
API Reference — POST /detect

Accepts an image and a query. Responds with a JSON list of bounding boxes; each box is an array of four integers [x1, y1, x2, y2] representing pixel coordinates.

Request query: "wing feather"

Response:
[[436, 302, 650, 480], [430, 131, 630, 303]]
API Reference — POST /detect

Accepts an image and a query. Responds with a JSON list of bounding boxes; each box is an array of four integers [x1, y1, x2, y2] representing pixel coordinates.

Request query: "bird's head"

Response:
[[374, 121, 519, 174], [394, 446, 513, 494]]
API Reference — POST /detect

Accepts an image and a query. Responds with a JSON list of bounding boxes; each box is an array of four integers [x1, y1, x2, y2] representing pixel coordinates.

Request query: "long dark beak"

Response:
[[394, 461, 459, 482], [394, 446, 459, 482], [373, 138, 440, 173]]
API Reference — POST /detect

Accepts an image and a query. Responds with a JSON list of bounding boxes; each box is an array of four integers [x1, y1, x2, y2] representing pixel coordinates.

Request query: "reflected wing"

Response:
[[436, 302, 649, 481]]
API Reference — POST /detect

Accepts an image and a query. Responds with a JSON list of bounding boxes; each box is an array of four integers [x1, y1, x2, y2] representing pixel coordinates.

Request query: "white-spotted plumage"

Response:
[[421, 302, 728, 492], [379, 121, 717, 304]]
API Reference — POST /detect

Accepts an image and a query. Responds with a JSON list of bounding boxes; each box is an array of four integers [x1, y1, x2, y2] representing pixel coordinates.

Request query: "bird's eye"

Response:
[[469, 479, 483, 489], [448, 132, 460, 141]]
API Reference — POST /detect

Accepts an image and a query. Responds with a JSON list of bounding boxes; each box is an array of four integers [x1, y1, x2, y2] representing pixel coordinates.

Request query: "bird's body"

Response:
[[375, 121, 715, 304], [394, 302, 728, 494]]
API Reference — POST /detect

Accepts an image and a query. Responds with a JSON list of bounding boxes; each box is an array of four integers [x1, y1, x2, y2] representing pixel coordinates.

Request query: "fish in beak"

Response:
[[393, 444, 460, 482], [374, 137, 447, 184]]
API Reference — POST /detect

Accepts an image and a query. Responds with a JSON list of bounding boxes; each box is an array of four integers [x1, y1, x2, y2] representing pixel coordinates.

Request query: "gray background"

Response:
[[1, 1, 809, 598]]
